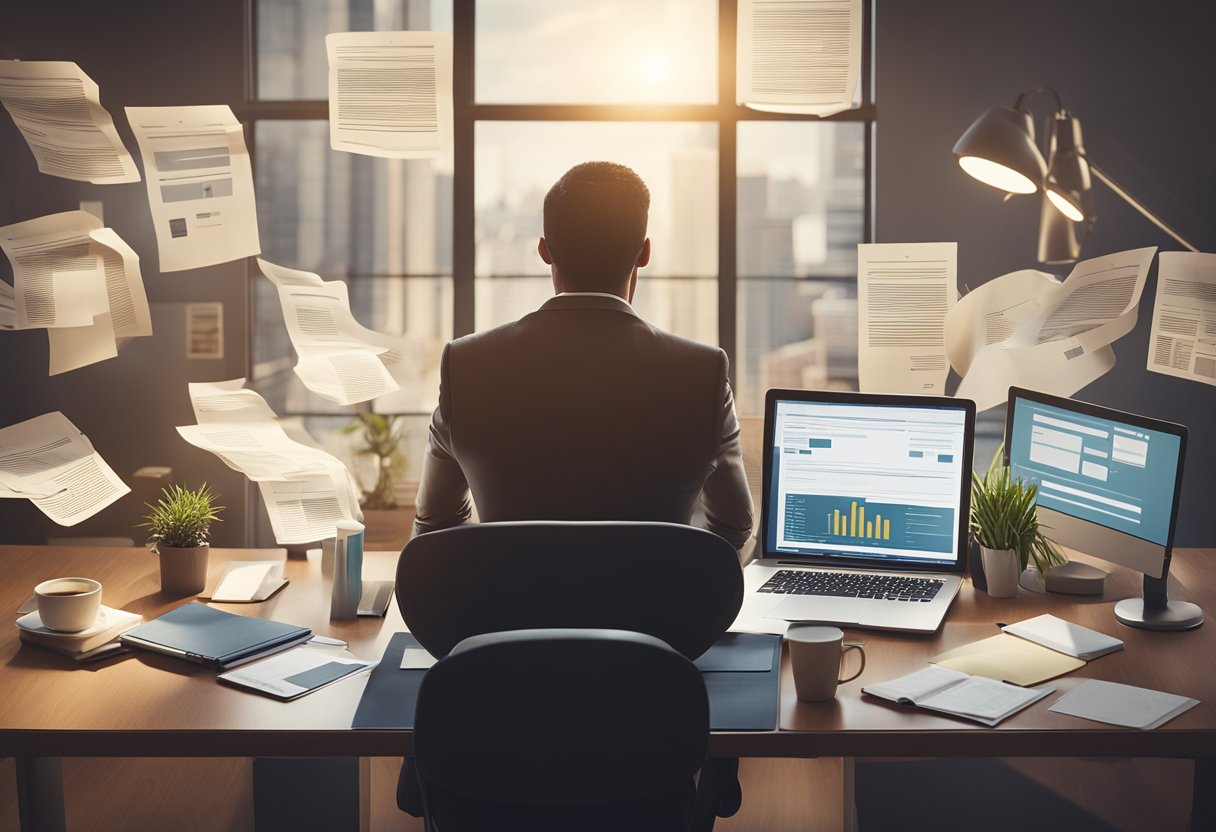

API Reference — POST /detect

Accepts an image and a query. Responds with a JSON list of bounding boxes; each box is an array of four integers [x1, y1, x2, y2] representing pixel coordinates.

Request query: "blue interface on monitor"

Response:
[[1008, 398, 1181, 546]]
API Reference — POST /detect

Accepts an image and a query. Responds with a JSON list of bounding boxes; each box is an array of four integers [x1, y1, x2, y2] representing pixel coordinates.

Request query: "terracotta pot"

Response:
[[980, 546, 1020, 598], [156, 544, 209, 596]]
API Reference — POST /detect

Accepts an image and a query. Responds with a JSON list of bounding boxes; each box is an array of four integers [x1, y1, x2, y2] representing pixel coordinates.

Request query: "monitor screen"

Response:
[[1007, 395, 1183, 547], [765, 397, 970, 568]]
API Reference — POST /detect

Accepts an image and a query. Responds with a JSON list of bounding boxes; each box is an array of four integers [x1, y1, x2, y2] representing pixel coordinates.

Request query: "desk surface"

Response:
[[0, 544, 1213, 760]]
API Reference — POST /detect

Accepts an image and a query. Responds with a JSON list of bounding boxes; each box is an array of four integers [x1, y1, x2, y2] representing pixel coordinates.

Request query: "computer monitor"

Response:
[[1005, 386, 1202, 631]]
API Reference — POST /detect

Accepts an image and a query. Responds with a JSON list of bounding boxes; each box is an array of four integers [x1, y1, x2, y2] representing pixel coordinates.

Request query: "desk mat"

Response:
[[352, 632, 781, 732]]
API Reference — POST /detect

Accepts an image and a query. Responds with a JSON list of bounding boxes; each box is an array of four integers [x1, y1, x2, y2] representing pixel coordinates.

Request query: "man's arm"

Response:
[[699, 352, 754, 550], [412, 344, 473, 537]]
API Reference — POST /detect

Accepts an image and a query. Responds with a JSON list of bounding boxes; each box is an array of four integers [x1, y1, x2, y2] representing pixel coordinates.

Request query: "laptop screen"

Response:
[[763, 393, 972, 570]]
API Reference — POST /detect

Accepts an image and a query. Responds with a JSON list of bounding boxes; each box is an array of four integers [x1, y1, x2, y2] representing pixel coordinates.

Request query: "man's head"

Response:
[[539, 162, 651, 298]]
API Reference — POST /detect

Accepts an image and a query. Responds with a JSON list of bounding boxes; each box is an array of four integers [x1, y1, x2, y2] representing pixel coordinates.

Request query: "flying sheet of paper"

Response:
[[326, 31, 453, 159], [0, 211, 151, 374], [258, 259, 400, 405], [947, 247, 1156, 411], [0, 281, 14, 330], [1147, 251, 1216, 387], [0, 61, 139, 184], [736, 0, 862, 117], [177, 380, 360, 545], [125, 105, 260, 272], [858, 242, 956, 394], [0, 412, 129, 525]]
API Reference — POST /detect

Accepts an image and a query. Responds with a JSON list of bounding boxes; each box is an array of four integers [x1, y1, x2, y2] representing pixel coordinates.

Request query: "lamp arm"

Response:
[[1088, 162, 1200, 252]]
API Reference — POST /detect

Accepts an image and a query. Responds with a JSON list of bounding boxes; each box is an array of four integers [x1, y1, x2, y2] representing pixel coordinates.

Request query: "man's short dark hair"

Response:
[[543, 162, 650, 291]]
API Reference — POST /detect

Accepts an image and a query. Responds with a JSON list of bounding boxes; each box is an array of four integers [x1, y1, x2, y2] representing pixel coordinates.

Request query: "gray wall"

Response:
[[875, 0, 1216, 545], [0, 1, 252, 546]]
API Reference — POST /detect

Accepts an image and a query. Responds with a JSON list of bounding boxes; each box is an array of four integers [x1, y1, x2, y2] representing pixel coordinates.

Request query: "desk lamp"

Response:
[[953, 86, 1201, 263]]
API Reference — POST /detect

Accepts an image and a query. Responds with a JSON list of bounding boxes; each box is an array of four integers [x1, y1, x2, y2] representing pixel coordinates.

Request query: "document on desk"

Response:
[[258, 258, 401, 405], [735, 0, 862, 117], [1147, 251, 1216, 387], [863, 664, 1053, 726], [1002, 614, 1123, 660], [1049, 680, 1199, 729], [0, 60, 139, 184], [125, 105, 260, 272], [931, 633, 1085, 686], [0, 211, 152, 374], [0, 411, 129, 525], [858, 242, 956, 394], [326, 31, 453, 159], [947, 247, 1156, 411], [220, 646, 375, 701], [176, 379, 360, 545]]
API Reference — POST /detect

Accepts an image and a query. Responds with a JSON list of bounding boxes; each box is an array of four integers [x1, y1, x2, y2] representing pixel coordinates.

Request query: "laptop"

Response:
[[732, 389, 976, 634]]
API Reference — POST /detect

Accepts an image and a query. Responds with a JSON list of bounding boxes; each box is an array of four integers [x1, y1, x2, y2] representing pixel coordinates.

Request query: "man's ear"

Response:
[[538, 237, 553, 265], [636, 237, 651, 268]]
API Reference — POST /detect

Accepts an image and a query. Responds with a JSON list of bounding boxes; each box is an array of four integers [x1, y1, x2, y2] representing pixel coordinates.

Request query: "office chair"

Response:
[[412, 628, 709, 832], [396, 520, 744, 660], [396, 521, 746, 828]]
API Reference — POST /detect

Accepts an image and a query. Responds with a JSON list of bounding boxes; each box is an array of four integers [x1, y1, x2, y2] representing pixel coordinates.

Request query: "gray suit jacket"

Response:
[[412, 293, 754, 548]]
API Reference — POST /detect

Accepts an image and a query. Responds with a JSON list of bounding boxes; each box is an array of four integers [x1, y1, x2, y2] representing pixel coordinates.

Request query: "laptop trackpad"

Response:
[[764, 596, 862, 625]]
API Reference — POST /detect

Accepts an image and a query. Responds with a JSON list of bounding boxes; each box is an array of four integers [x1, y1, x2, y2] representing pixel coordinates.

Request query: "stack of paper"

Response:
[[0, 211, 151, 375], [201, 560, 289, 603], [258, 259, 402, 405], [17, 605, 142, 661], [864, 664, 1053, 726], [176, 379, 361, 545], [0, 411, 130, 525], [1049, 680, 1199, 729]]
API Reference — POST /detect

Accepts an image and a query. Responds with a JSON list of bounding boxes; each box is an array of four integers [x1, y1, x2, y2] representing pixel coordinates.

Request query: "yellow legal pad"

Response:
[[931, 633, 1086, 686]]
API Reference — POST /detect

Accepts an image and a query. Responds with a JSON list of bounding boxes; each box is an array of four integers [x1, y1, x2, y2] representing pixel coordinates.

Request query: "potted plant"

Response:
[[141, 483, 224, 596], [969, 447, 1066, 597], [342, 413, 406, 510]]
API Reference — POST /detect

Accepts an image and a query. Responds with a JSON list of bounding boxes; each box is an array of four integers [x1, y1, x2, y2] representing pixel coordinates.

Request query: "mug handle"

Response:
[[838, 642, 866, 684]]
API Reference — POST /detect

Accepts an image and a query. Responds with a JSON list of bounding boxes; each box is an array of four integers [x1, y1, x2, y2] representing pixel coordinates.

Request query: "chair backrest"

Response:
[[397, 521, 744, 659], [413, 628, 708, 831]]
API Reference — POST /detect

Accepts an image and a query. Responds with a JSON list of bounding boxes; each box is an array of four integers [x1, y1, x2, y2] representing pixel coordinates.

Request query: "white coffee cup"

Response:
[[34, 577, 102, 633], [786, 624, 866, 702]]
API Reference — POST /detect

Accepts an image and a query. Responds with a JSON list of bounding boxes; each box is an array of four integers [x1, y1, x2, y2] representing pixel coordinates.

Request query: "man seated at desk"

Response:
[[413, 161, 754, 550]]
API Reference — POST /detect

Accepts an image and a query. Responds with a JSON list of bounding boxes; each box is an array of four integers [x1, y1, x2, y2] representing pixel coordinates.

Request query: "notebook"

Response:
[[1001, 614, 1124, 660], [733, 389, 974, 635], [120, 601, 312, 670], [863, 664, 1054, 726]]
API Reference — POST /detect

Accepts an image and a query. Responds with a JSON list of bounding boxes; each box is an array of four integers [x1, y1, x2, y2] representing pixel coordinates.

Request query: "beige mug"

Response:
[[787, 624, 866, 702], [34, 577, 102, 633]]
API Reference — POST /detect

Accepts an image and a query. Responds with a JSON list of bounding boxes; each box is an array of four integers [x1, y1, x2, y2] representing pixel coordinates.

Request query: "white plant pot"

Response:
[[980, 546, 1020, 598]]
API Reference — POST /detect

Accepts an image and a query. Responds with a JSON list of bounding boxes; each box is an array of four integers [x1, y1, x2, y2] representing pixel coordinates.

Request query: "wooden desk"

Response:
[[1, 545, 1214, 829]]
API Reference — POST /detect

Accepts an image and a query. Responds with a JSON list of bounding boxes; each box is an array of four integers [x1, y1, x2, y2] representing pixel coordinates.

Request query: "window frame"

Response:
[[239, 0, 875, 415]]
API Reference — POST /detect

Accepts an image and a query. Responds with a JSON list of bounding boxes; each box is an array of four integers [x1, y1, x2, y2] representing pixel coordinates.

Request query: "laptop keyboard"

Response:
[[757, 569, 944, 602]]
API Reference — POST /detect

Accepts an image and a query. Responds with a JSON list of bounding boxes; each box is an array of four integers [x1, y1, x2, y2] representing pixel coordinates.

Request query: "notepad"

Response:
[[863, 665, 1054, 726], [219, 646, 375, 700], [1002, 614, 1124, 660], [1049, 680, 1199, 729], [201, 560, 288, 603]]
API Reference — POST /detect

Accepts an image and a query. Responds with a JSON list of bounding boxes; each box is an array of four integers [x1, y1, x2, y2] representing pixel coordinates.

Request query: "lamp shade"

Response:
[[1045, 114, 1091, 222], [1037, 192, 1080, 264], [953, 106, 1046, 194]]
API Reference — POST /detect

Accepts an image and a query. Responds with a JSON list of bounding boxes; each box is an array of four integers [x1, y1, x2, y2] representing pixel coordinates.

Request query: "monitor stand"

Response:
[[1115, 573, 1204, 631]]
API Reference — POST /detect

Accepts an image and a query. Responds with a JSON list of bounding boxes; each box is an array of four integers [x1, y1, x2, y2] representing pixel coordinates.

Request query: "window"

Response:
[[248, 0, 873, 476]]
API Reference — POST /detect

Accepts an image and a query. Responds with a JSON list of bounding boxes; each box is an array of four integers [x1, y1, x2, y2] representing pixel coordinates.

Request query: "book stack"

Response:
[[17, 606, 142, 662]]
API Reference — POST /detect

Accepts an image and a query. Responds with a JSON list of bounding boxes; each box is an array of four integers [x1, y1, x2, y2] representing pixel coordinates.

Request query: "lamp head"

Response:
[[953, 105, 1047, 195], [1045, 113, 1092, 222]]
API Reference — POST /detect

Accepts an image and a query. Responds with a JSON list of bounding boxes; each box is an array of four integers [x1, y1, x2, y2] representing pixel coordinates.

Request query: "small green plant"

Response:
[[970, 445, 1067, 573], [141, 483, 224, 549], [342, 413, 406, 510]]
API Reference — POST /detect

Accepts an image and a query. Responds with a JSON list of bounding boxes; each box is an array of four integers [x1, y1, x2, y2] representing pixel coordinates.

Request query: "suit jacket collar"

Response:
[[539, 293, 638, 317]]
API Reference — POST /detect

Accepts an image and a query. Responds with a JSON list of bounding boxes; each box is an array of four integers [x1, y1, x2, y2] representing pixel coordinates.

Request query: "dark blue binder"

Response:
[[120, 601, 312, 670]]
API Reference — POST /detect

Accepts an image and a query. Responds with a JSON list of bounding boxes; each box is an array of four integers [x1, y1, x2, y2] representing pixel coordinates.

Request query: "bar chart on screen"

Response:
[[782, 494, 955, 553]]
